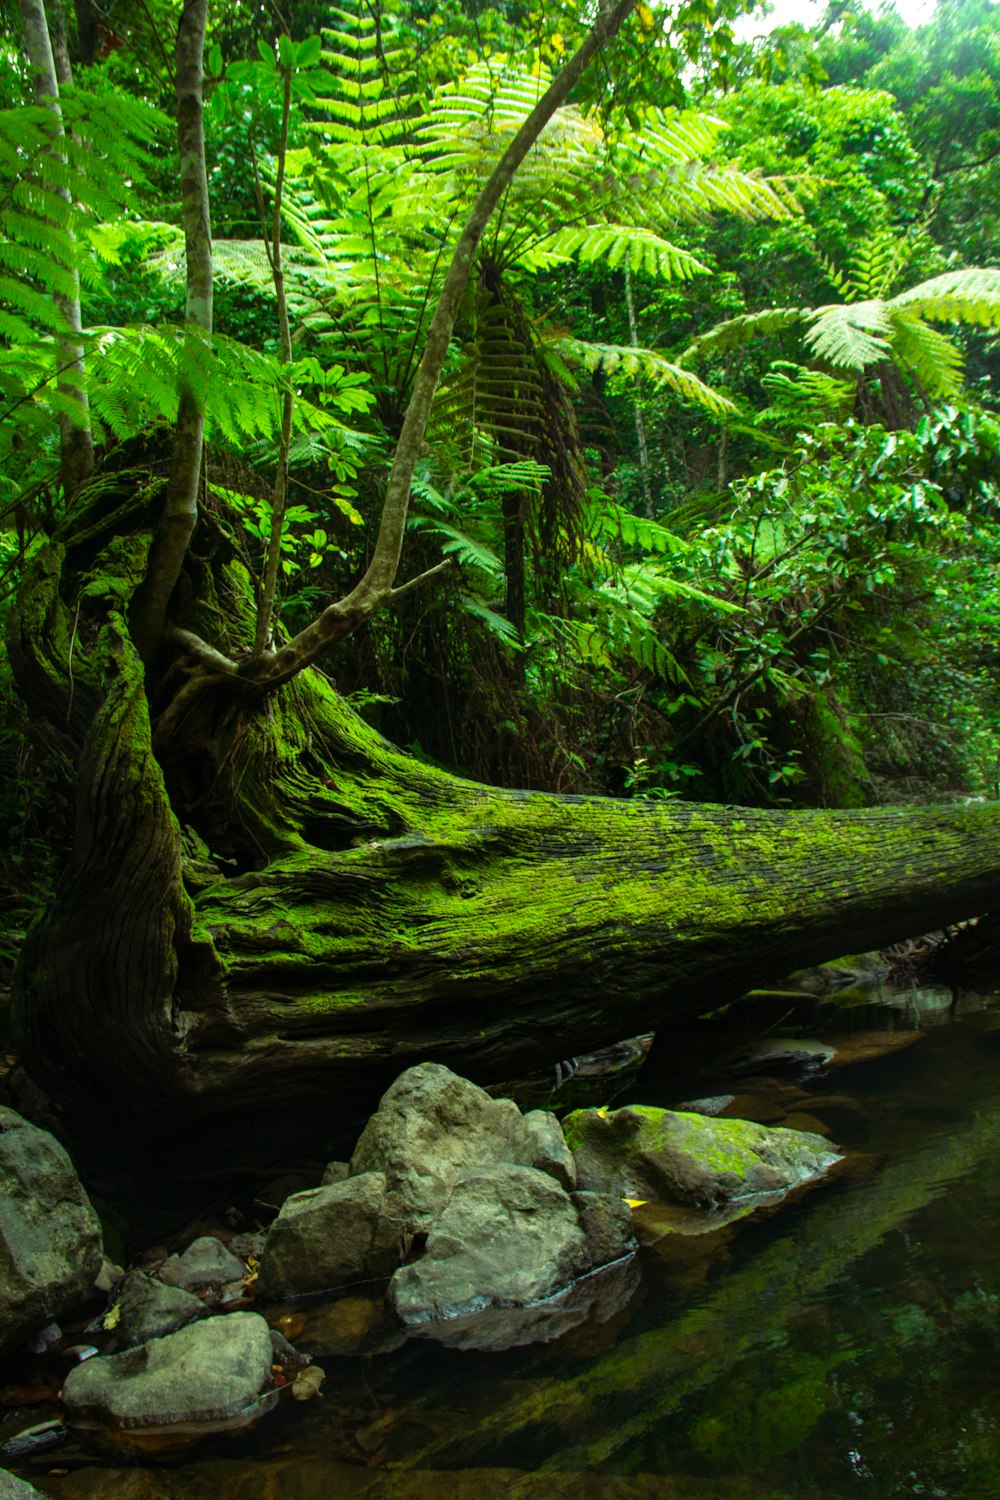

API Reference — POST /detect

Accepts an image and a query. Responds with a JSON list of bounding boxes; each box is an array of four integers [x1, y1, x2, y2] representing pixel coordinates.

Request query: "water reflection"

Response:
[[18, 978, 1000, 1499]]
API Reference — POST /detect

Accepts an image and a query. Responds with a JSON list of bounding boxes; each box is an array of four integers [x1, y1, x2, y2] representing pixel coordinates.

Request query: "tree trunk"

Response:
[[8, 485, 1000, 1153]]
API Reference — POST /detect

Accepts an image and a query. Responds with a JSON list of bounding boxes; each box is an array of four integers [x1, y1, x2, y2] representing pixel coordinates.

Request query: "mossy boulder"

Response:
[[563, 1105, 840, 1209]]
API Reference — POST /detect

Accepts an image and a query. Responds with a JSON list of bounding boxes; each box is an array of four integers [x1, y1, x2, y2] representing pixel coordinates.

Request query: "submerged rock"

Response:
[[389, 1165, 635, 1351], [564, 1105, 840, 1209], [349, 1063, 574, 1229], [61, 1313, 276, 1458], [0, 1107, 103, 1358], [257, 1171, 400, 1298]]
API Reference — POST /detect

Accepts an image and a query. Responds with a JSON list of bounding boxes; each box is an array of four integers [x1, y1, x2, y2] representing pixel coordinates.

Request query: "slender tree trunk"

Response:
[[18, 0, 94, 498], [255, 63, 295, 654], [129, 0, 213, 666], [624, 262, 654, 519]]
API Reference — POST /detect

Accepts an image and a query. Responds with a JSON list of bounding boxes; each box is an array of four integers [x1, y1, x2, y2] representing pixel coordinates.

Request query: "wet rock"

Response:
[[572, 1191, 635, 1265], [349, 1063, 571, 1229], [62, 1312, 276, 1458], [110, 1270, 209, 1349], [0, 1107, 103, 1358], [292, 1293, 407, 1358], [389, 1164, 634, 1351], [564, 1105, 840, 1209], [675, 1095, 736, 1117], [786, 953, 890, 995], [257, 1171, 400, 1299], [727, 1037, 836, 1077], [0, 1469, 43, 1496], [157, 1237, 244, 1290]]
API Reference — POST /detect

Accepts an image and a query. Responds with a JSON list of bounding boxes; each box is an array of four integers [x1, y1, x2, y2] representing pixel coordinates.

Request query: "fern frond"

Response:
[[804, 299, 892, 369], [559, 337, 735, 414], [536, 224, 708, 281], [889, 268, 1000, 331], [683, 308, 806, 363], [889, 313, 965, 397]]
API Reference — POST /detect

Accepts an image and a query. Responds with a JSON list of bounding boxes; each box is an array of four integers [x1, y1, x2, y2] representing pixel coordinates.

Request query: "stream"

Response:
[[7, 966, 1000, 1498]]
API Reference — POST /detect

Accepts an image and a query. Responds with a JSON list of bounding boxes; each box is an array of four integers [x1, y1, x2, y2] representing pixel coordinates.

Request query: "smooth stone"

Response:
[[257, 1172, 400, 1299], [389, 1164, 630, 1350], [110, 1270, 209, 1349], [518, 1110, 577, 1190], [0, 1107, 103, 1358], [564, 1104, 840, 1209], [157, 1237, 244, 1290], [62, 1312, 274, 1437]]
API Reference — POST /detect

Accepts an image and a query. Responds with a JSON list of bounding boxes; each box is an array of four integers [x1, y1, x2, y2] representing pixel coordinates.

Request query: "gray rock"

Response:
[[0, 1469, 43, 1497], [257, 1172, 400, 1299], [0, 1106, 103, 1357], [157, 1236, 244, 1290], [571, 1190, 635, 1266], [62, 1311, 274, 1430], [389, 1165, 598, 1349], [564, 1104, 840, 1209], [515, 1110, 577, 1189], [111, 1270, 208, 1349], [350, 1064, 526, 1228]]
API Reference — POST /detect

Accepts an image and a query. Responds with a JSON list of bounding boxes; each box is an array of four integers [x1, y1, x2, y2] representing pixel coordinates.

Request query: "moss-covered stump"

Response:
[[8, 479, 1000, 1145]]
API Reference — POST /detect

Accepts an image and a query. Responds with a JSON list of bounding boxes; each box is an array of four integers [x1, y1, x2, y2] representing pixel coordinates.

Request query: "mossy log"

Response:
[[7, 485, 1000, 1142]]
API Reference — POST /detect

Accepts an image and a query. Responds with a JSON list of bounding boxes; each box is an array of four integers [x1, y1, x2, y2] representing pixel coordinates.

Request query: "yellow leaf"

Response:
[[625, 1198, 649, 1208], [102, 1303, 122, 1330], [550, 32, 564, 54], [638, 3, 655, 29]]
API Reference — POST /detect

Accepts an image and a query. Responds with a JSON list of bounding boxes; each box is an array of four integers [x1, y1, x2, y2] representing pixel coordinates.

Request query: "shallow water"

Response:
[[16, 976, 1000, 1499]]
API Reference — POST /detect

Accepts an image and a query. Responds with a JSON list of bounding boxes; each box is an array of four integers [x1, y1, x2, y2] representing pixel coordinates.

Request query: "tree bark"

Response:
[[8, 506, 1000, 1150], [18, 0, 95, 498], [129, 0, 213, 667]]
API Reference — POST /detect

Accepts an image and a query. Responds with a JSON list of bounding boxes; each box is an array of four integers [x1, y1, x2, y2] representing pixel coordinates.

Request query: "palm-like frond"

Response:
[[804, 298, 893, 369], [682, 308, 806, 363], [559, 337, 735, 415], [889, 268, 1000, 330]]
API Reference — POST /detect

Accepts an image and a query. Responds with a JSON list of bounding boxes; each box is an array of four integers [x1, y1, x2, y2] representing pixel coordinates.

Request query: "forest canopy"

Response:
[[1, 0, 1000, 1136]]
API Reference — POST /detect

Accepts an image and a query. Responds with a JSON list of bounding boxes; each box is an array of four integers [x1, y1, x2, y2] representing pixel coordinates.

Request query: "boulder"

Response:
[[0, 1107, 103, 1357], [389, 1164, 634, 1351], [564, 1105, 840, 1209], [110, 1270, 209, 1349], [156, 1237, 244, 1290], [349, 1064, 576, 1229], [257, 1172, 400, 1299], [62, 1312, 276, 1457]]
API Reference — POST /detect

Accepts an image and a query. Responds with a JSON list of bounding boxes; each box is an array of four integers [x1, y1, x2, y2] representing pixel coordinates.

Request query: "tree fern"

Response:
[[0, 87, 168, 345], [686, 252, 1000, 404]]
